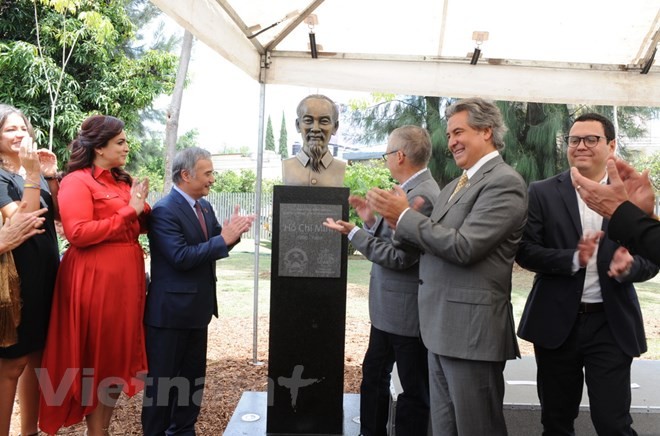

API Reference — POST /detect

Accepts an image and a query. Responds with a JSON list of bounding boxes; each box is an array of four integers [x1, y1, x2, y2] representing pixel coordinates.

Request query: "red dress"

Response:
[[39, 167, 149, 434]]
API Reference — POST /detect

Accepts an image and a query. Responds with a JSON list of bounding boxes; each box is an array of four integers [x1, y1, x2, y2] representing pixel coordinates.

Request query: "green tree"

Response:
[[343, 161, 394, 254], [499, 102, 568, 183], [278, 111, 288, 157], [630, 151, 660, 192], [346, 94, 658, 186], [213, 169, 257, 193], [0, 0, 177, 160], [124, 0, 179, 57], [569, 105, 660, 160], [176, 129, 198, 150], [125, 0, 180, 137], [126, 128, 198, 193], [346, 95, 456, 186], [129, 132, 165, 192], [343, 161, 394, 227], [265, 115, 275, 151]]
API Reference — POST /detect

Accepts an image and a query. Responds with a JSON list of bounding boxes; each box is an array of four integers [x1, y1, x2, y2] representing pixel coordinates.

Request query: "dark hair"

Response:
[[445, 97, 507, 150], [573, 113, 615, 142], [66, 115, 132, 185]]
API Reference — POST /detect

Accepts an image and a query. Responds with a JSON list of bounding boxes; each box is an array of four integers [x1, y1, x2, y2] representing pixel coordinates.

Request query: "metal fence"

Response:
[[146, 191, 660, 241], [147, 192, 274, 241]]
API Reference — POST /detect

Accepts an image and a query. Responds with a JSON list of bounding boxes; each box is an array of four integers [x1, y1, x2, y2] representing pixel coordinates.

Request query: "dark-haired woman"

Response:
[[39, 115, 149, 436], [0, 104, 59, 436]]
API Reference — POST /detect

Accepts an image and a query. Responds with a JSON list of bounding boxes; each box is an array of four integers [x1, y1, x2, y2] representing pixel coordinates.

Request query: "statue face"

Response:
[[296, 98, 338, 154]]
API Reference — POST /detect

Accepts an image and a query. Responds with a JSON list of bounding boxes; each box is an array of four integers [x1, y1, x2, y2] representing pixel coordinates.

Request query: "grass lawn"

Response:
[[216, 251, 660, 359]]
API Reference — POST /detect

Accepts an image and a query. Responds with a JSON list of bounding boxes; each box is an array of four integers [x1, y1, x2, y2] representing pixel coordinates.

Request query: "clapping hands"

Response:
[[221, 205, 255, 246], [18, 136, 41, 178], [0, 202, 47, 253], [129, 178, 149, 215]]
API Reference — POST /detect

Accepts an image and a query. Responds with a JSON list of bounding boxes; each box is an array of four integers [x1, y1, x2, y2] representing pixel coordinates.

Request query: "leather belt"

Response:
[[578, 302, 604, 314]]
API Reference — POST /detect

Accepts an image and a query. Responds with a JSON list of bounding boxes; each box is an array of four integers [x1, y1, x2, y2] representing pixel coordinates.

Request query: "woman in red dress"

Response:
[[39, 115, 149, 436]]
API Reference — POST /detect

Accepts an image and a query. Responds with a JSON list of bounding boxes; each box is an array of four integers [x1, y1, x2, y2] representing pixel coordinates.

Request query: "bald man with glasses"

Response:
[[516, 113, 658, 435]]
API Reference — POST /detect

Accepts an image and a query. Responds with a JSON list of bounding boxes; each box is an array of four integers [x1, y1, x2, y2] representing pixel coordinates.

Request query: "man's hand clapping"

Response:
[[221, 205, 255, 246]]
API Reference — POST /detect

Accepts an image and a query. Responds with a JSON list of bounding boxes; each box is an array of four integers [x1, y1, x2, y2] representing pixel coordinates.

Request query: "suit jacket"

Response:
[[145, 189, 231, 329], [395, 156, 527, 362], [350, 170, 440, 337], [609, 201, 660, 265], [516, 171, 658, 357]]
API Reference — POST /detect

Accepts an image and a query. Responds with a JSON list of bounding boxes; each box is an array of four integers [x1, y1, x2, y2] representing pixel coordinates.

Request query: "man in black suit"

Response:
[[571, 158, 660, 264], [142, 147, 254, 435], [516, 113, 658, 435]]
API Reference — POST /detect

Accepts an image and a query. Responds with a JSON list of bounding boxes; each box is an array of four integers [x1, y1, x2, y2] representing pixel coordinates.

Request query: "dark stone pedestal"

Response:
[[267, 186, 349, 435]]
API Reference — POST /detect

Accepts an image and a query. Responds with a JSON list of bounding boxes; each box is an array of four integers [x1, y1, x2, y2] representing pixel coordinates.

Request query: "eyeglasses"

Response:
[[382, 149, 401, 160], [564, 135, 604, 148]]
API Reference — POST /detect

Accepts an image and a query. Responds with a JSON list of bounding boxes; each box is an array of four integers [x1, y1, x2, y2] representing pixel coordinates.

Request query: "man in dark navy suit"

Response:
[[142, 147, 254, 435], [517, 113, 658, 435]]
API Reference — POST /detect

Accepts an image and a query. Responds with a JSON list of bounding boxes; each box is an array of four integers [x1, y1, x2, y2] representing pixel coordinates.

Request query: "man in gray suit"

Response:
[[325, 125, 440, 436], [367, 98, 527, 435]]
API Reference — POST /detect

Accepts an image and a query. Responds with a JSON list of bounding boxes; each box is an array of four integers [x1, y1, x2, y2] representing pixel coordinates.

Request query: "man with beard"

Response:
[[282, 94, 346, 187]]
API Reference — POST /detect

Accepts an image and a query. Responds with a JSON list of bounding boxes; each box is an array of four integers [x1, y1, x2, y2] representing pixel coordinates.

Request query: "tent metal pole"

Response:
[[252, 80, 266, 365]]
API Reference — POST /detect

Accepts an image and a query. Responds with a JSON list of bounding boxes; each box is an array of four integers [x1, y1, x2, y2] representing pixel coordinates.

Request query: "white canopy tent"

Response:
[[150, 0, 660, 361], [151, 0, 659, 106]]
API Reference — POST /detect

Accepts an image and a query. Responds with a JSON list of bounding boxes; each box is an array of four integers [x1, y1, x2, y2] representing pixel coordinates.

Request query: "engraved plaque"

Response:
[[269, 186, 348, 434], [278, 203, 342, 278]]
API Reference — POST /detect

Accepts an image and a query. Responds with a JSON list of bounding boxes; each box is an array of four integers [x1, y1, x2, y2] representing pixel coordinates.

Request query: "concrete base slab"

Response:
[[224, 392, 360, 435], [502, 357, 660, 436], [225, 358, 660, 435]]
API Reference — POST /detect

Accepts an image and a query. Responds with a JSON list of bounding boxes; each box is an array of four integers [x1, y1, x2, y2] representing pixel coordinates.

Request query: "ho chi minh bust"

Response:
[[282, 94, 346, 187]]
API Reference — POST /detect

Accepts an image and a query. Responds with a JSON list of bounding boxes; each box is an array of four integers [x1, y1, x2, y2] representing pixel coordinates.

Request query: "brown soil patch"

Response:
[[10, 310, 370, 435]]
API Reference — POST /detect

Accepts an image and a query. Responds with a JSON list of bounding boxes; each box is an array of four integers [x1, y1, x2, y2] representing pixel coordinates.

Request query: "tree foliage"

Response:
[[343, 161, 394, 228], [630, 151, 660, 193], [127, 128, 198, 193], [499, 102, 569, 183], [345, 95, 456, 187], [345, 94, 659, 186], [213, 169, 258, 193], [278, 111, 288, 157], [265, 115, 275, 151], [0, 0, 177, 161], [124, 0, 179, 57]]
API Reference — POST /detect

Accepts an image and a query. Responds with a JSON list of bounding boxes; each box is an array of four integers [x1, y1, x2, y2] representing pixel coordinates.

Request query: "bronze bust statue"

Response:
[[282, 94, 346, 187]]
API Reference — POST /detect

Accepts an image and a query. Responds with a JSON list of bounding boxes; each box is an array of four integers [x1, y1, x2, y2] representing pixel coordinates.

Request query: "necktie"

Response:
[[449, 172, 468, 201], [194, 201, 208, 240]]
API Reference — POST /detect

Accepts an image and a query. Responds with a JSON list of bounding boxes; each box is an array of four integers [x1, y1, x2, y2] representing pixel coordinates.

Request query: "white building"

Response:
[[212, 150, 283, 180]]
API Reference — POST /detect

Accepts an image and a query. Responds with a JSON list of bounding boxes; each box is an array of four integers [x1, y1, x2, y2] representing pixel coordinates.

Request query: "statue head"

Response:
[[295, 95, 339, 172]]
